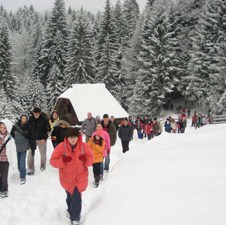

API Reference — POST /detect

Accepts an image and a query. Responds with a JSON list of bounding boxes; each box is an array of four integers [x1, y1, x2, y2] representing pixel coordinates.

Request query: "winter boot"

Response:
[[1, 191, 8, 198], [71, 220, 80, 225], [27, 171, 34, 175], [66, 211, 70, 219], [99, 174, 103, 182], [40, 167, 46, 172], [20, 179, 26, 185], [92, 180, 99, 188]]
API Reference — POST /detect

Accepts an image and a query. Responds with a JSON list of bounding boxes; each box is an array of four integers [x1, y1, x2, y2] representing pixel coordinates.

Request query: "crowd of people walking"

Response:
[[0, 105, 210, 225]]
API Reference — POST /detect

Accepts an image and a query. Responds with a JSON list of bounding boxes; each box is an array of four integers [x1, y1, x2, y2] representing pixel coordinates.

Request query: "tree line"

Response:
[[0, 0, 226, 120]]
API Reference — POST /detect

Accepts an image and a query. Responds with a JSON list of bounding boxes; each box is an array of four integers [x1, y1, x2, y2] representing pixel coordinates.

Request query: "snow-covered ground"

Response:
[[1, 122, 226, 225]]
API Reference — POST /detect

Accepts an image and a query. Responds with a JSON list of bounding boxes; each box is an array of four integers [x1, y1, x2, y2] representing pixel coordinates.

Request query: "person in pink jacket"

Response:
[[92, 123, 110, 178], [92, 123, 110, 157], [50, 128, 93, 225]]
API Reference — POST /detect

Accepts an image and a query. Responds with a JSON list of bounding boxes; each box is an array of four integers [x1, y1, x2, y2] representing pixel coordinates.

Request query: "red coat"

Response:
[[50, 135, 93, 194], [181, 113, 187, 119], [144, 123, 153, 135], [192, 115, 197, 122]]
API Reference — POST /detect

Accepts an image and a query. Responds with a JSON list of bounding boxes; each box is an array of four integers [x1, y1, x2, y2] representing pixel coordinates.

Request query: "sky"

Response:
[[0, 0, 147, 13]]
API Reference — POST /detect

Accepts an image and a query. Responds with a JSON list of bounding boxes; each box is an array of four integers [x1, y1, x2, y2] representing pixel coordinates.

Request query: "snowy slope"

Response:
[[1, 123, 226, 225]]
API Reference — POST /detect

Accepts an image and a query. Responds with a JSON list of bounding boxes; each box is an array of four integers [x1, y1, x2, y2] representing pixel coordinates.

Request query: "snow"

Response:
[[1, 122, 226, 225], [58, 83, 129, 122]]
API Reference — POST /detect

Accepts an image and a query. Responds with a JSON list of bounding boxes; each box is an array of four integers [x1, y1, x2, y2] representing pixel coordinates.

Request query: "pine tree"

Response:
[[92, 12, 102, 76], [207, 0, 226, 113], [130, 1, 179, 116], [121, 18, 143, 110], [122, 0, 140, 47], [17, 72, 48, 113], [0, 26, 15, 100], [30, 76, 48, 112], [175, 0, 206, 100], [186, 0, 221, 110], [65, 8, 95, 87], [0, 5, 8, 27], [33, 0, 69, 87], [114, 0, 127, 56], [46, 64, 64, 111], [122, 0, 157, 111], [164, 2, 184, 103], [17, 73, 32, 112], [0, 89, 14, 120], [95, 0, 121, 98]]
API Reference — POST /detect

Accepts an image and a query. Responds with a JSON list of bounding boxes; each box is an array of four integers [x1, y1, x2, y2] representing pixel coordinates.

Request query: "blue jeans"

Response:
[[17, 151, 27, 179], [66, 187, 81, 221], [137, 130, 143, 139], [100, 153, 110, 175], [104, 152, 110, 170]]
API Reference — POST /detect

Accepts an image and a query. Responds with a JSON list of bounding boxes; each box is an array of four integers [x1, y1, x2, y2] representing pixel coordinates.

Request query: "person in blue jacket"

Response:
[[164, 118, 171, 133]]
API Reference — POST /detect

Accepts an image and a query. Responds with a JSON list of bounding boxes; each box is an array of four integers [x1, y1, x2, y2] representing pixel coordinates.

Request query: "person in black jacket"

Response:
[[27, 107, 51, 175], [51, 120, 70, 147], [118, 118, 133, 153]]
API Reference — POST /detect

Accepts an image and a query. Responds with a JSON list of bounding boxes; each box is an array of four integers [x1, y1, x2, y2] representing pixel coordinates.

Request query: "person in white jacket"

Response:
[[0, 120, 13, 198]]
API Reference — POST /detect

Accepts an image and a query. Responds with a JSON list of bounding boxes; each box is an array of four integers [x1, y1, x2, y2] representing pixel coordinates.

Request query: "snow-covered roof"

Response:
[[58, 83, 128, 122]]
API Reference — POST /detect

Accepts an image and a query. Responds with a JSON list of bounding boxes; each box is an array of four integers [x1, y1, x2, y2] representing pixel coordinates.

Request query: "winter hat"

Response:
[[33, 107, 41, 113], [66, 127, 80, 138]]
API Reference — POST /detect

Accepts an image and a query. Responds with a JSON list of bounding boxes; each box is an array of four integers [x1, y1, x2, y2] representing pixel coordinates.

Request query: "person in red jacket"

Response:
[[145, 120, 154, 140], [50, 128, 93, 225], [191, 114, 197, 127]]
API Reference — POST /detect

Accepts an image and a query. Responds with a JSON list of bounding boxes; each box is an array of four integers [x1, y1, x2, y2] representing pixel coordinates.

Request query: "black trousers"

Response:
[[93, 163, 101, 182], [0, 161, 9, 192], [66, 187, 81, 222], [51, 140, 57, 148], [121, 140, 129, 153]]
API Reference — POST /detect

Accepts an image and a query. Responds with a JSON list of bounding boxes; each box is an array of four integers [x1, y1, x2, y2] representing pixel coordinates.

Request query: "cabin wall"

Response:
[[55, 98, 79, 125]]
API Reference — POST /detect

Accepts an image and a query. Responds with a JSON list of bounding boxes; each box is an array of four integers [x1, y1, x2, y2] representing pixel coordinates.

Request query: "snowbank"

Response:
[[1, 123, 226, 225]]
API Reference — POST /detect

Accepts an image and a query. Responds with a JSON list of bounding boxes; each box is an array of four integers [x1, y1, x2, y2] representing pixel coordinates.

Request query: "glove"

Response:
[[79, 154, 86, 162], [63, 155, 72, 163]]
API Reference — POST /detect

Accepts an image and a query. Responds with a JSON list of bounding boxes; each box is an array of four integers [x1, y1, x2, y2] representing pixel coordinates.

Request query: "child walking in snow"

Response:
[[0, 122, 12, 198], [92, 123, 111, 181], [88, 131, 105, 187], [50, 128, 93, 225]]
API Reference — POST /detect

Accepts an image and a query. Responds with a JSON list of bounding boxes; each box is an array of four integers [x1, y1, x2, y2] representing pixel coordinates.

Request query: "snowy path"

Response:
[[1, 124, 226, 225], [84, 124, 226, 225]]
